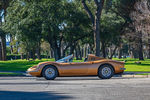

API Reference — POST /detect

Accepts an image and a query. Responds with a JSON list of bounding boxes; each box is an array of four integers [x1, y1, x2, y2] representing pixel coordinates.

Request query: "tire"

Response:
[[98, 64, 114, 79], [42, 65, 58, 80]]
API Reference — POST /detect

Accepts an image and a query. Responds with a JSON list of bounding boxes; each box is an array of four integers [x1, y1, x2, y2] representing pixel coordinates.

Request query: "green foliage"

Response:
[[100, 10, 125, 46], [0, 72, 23, 76], [4, 0, 92, 60], [62, 2, 91, 45], [6, 47, 11, 54], [6, 54, 51, 60], [111, 0, 136, 22], [4, 0, 42, 53]]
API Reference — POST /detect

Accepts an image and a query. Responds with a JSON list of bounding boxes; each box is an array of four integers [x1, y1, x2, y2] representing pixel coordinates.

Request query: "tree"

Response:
[[0, 0, 11, 61], [4, 0, 43, 60], [111, 0, 146, 60], [62, 1, 91, 57], [82, 0, 106, 57], [40, 0, 91, 60], [100, 10, 124, 58], [4, 0, 91, 61]]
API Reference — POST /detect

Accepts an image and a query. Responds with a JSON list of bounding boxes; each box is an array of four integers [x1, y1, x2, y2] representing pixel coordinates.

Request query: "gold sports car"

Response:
[[27, 54, 125, 80]]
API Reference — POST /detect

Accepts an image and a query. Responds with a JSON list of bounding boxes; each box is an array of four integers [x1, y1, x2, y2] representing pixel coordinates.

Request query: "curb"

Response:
[[124, 71, 150, 75], [122, 75, 150, 78]]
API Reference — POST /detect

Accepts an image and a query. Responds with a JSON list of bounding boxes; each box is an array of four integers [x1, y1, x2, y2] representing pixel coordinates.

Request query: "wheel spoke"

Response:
[[45, 68, 55, 78], [101, 66, 112, 77]]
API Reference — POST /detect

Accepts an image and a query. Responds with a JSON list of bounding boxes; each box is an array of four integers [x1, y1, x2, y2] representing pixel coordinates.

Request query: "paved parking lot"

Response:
[[0, 77, 150, 100]]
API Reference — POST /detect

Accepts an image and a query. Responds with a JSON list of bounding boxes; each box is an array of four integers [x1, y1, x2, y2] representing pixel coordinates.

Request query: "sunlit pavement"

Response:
[[0, 77, 150, 100]]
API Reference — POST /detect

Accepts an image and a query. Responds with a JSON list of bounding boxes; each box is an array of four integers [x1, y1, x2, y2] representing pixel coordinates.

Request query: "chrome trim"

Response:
[[101, 67, 112, 77], [26, 70, 39, 73], [45, 68, 55, 78], [120, 68, 126, 70]]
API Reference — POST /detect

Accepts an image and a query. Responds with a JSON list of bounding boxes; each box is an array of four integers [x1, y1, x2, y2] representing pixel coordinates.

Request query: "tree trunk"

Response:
[[29, 51, 32, 60], [75, 47, 79, 60], [109, 47, 117, 59], [48, 40, 61, 60], [37, 47, 41, 60], [118, 47, 122, 59], [148, 38, 150, 59], [10, 34, 13, 54], [30, 49, 36, 60], [138, 33, 144, 60], [94, 19, 100, 57], [75, 45, 82, 60], [1, 35, 7, 61], [21, 53, 24, 60], [129, 49, 134, 58], [62, 50, 66, 58], [101, 41, 106, 58], [78, 45, 82, 60], [37, 43, 41, 60], [32, 50, 36, 60], [70, 45, 75, 55], [26, 52, 29, 60], [50, 49, 54, 58], [89, 44, 94, 54], [84, 44, 88, 58], [53, 47, 61, 61], [132, 49, 138, 59], [0, 41, 2, 60], [82, 0, 104, 57]]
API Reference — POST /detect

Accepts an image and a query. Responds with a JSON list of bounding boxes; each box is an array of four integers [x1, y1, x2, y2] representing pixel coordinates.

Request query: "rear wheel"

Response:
[[42, 66, 58, 80], [98, 64, 114, 79]]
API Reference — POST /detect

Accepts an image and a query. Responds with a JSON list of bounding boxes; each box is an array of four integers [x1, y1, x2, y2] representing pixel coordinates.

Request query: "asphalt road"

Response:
[[0, 77, 150, 100]]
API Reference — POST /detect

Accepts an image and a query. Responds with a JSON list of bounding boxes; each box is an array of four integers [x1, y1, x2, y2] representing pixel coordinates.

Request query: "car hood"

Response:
[[38, 61, 56, 65]]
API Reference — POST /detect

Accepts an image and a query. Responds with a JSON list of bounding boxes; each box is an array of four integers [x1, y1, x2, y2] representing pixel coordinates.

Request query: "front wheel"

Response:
[[42, 66, 58, 80], [98, 65, 114, 79]]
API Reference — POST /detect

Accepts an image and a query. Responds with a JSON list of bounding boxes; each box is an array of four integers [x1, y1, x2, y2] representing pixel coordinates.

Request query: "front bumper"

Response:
[[27, 66, 41, 76], [26, 69, 39, 73]]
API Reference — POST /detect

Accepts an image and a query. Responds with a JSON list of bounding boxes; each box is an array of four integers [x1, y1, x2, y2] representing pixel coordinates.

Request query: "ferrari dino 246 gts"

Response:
[[27, 54, 125, 80]]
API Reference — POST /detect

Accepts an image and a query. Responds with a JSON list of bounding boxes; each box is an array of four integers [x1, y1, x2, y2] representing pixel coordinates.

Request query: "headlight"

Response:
[[36, 64, 41, 70]]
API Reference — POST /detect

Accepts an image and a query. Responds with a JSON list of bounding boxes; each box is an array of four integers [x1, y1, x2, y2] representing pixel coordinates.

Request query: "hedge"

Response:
[[6, 54, 50, 60]]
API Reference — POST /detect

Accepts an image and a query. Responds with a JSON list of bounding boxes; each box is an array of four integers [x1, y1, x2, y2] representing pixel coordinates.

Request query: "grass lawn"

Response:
[[113, 58, 150, 72], [0, 59, 55, 71], [0, 58, 150, 72]]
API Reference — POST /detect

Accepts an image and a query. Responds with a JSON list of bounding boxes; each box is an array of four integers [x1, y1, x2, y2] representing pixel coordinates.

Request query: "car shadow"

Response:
[[36, 76, 100, 81], [0, 82, 61, 85], [0, 90, 73, 100], [36, 76, 135, 81]]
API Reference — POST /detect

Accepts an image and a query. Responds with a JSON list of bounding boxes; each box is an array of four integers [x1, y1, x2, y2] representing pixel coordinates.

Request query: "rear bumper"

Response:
[[120, 68, 126, 70]]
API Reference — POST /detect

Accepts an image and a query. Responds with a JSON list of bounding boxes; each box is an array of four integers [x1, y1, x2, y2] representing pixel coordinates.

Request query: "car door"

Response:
[[59, 62, 93, 76]]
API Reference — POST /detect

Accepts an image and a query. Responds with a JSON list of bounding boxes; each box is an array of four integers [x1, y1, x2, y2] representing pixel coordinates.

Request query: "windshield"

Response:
[[56, 55, 73, 63]]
